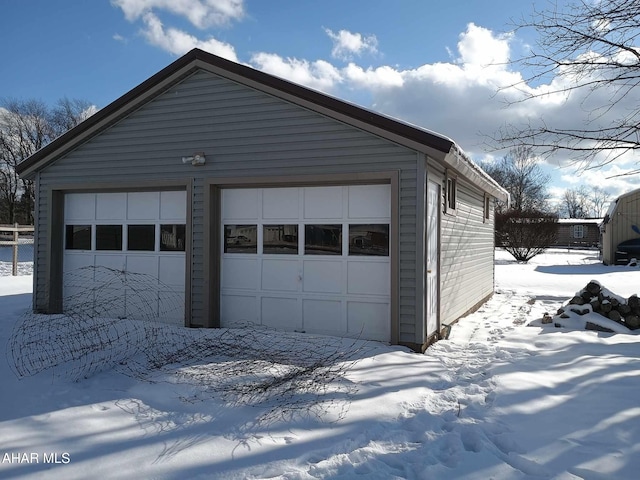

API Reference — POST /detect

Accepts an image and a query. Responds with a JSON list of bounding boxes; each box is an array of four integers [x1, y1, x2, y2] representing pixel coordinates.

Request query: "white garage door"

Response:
[[220, 185, 391, 341], [63, 191, 186, 325]]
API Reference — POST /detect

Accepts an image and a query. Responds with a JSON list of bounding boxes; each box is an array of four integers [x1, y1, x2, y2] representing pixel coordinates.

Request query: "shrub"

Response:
[[496, 209, 558, 262]]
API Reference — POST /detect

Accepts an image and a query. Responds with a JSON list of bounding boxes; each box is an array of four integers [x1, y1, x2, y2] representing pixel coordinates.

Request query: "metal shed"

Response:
[[601, 188, 640, 265]]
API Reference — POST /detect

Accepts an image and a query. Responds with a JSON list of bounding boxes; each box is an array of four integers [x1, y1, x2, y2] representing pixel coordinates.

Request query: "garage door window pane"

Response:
[[96, 225, 123, 250], [65, 225, 91, 250], [263, 225, 298, 254], [224, 225, 257, 253], [305, 224, 342, 255], [349, 224, 389, 256], [128, 225, 155, 251], [160, 224, 186, 251]]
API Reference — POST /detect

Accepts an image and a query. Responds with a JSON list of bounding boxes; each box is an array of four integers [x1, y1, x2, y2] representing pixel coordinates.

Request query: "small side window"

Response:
[[573, 225, 585, 239], [445, 171, 457, 215], [65, 225, 91, 250], [483, 194, 491, 222], [263, 225, 298, 254], [224, 225, 257, 253], [305, 224, 342, 255], [128, 225, 155, 251], [160, 224, 186, 251], [349, 224, 389, 256], [96, 225, 123, 250]]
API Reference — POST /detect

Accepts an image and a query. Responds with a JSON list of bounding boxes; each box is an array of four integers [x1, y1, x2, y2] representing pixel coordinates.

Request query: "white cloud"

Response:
[[250, 53, 342, 93], [343, 63, 403, 89], [141, 12, 238, 60], [456, 23, 511, 70], [559, 158, 640, 199], [112, 0, 244, 28], [109, 7, 640, 196], [324, 29, 378, 61]]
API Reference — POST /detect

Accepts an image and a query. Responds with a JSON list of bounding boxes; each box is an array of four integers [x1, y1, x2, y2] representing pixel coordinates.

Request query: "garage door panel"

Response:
[[261, 259, 299, 292], [96, 193, 126, 220], [262, 297, 301, 330], [303, 299, 343, 334], [303, 260, 342, 293], [64, 253, 96, 273], [126, 255, 159, 277], [160, 191, 187, 221], [94, 254, 125, 272], [222, 188, 259, 220], [347, 301, 389, 341], [221, 294, 258, 325], [65, 193, 96, 221], [347, 261, 389, 296], [127, 192, 160, 220], [262, 188, 299, 219], [159, 256, 185, 287], [304, 186, 343, 219], [348, 185, 390, 219], [95, 287, 126, 318], [222, 257, 258, 290], [126, 288, 159, 318]]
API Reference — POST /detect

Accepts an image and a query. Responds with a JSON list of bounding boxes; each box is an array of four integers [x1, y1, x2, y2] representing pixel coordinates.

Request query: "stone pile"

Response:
[[553, 280, 640, 331]]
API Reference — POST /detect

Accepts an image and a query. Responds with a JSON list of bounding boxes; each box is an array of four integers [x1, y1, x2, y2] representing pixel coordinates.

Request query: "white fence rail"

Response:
[[0, 224, 34, 276]]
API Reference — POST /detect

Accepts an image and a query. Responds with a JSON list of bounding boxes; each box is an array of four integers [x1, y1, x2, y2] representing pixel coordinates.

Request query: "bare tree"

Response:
[[590, 186, 612, 217], [561, 186, 589, 218], [496, 0, 640, 173], [558, 185, 612, 218], [0, 99, 52, 223], [479, 146, 551, 212], [0, 98, 93, 223], [50, 97, 96, 134]]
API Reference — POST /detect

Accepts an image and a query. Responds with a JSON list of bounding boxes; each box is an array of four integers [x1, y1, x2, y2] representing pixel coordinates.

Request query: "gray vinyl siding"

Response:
[[34, 70, 421, 342], [439, 178, 495, 327]]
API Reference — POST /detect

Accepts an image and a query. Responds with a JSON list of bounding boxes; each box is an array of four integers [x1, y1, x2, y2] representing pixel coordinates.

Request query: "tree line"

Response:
[[0, 98, 93, 225], [479, 147, 612, 262], [480, 147, 612, 219], [483, 0, 640, 262]]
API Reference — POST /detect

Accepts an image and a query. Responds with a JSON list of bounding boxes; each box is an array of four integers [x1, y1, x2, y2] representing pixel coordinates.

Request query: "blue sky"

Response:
[[3, 0, 639, 205]]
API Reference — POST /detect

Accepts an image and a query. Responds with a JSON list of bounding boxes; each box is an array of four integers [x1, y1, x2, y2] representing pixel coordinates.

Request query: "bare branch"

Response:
[[494, 0, 640, 172]]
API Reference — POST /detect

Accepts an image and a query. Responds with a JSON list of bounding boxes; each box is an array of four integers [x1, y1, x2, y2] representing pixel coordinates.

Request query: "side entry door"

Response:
[[426, 180, 440, 339]]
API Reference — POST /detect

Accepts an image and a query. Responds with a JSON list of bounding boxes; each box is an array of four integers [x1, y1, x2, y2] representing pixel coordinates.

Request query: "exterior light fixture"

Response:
[[181, 152, 206, 166]]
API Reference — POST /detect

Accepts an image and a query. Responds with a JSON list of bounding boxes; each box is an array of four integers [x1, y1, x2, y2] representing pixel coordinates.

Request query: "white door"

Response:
[[426, 180, 440, 338], [220, 185, 391, 341], [63, 191, 186, 325]]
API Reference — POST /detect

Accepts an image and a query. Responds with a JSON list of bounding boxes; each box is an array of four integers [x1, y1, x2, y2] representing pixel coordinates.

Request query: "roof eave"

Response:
[[442, 146, 510, 202]]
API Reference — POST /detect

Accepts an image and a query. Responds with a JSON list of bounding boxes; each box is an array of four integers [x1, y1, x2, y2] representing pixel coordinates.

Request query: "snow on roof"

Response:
[[557, 218, 603, 224]]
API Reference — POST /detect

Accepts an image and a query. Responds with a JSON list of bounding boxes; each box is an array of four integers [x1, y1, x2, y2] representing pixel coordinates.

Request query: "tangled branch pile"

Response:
[[8, 266, 184, 380], [7, 266, 369, 425]]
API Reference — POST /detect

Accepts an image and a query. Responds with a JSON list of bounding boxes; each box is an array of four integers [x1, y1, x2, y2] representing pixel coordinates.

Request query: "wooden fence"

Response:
[[0, 224, 34, 276]]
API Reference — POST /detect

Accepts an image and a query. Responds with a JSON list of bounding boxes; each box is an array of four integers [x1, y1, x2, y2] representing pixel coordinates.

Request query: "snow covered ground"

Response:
[[0, 243, 34, 276], [1, 249, 639, 479]]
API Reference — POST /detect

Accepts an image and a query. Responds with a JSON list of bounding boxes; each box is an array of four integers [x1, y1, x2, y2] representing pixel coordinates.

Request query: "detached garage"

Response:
[[17, 49, 508, 351]]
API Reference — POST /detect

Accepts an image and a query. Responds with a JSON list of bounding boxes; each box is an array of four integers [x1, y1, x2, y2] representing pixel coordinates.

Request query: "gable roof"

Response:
[[16, 48, 508, 201], [603, 186, 640, 224]]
